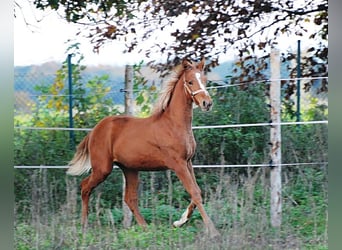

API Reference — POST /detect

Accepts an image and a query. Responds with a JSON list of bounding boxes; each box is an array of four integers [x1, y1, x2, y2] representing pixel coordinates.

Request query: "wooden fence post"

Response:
[[122, 65, 134, 228], [270, 49, 282, 228], [125, 65, 134, 116]]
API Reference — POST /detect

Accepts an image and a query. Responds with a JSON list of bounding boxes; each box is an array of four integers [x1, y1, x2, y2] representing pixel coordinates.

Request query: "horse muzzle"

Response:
[[200, 98, 213, 111]]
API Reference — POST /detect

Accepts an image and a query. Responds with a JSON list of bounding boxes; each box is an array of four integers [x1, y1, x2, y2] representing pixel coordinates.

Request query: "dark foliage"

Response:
[[27, 1, 327, 96]]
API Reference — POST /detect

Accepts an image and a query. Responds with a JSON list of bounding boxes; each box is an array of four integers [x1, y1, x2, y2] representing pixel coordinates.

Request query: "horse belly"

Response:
[[112, 135, 167, 170]]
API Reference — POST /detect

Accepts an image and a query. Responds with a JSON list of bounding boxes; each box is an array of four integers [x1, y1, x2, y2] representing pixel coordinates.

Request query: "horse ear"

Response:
[[182, 58, 193, 70], [197, 58, 206, 71]]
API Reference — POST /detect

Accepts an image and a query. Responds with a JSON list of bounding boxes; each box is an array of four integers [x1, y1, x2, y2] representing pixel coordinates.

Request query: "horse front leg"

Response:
[[172, 160, 221, 239], [173, 202, 196, 227]]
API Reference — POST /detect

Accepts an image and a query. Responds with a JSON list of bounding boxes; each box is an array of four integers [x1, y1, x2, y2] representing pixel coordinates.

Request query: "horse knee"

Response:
[[191, 189, 203, 205], [124, 196, 138, 209]]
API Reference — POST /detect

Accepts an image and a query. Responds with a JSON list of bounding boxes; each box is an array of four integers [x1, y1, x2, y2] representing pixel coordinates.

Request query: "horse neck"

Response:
[[164, 76, 193, 129]]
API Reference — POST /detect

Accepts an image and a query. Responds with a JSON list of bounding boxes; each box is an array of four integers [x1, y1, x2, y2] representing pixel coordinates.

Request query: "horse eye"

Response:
[[188, 81, 193, 85]]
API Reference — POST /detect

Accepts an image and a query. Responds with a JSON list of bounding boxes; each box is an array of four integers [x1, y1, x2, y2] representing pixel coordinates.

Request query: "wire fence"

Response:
[[14, 63, 126, 115], [14, 120, 328, 132], [14, 162, 328, 169], [14, 62, 328, 115], [13, 60, 328, 244], [14, 61, 328, 169]]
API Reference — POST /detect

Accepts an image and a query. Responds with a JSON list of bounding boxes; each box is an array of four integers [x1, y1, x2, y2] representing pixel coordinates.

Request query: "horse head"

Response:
[[182, 58, 213, 111]]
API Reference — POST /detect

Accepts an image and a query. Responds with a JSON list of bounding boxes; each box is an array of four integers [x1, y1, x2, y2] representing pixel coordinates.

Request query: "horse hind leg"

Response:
[[122, 169, 147, 227], [80, 159, 113, 231]]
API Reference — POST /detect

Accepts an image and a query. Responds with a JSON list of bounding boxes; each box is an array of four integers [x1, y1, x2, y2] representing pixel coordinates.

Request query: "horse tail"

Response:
[[67, 133, 92, 176]]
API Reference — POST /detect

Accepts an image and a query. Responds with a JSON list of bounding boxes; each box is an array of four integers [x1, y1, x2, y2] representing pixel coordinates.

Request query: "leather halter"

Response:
[[183, 74, 207, 100]]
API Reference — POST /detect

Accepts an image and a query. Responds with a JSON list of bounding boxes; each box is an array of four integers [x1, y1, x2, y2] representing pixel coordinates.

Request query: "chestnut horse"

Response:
[[67, 58, 220, 238]]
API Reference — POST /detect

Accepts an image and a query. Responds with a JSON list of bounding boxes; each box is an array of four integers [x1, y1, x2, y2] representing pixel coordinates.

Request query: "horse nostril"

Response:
[[203, 100, 213, 110]]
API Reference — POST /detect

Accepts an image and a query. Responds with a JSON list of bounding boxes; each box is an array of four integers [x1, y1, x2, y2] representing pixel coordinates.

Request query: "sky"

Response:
[[14, 1, 138, 66], [15, 1, 210, 66], [14, 0, 318, 67]]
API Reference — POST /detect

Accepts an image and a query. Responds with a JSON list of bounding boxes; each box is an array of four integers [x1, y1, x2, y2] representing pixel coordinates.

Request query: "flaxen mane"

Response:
[[151, 64, 186, 115]]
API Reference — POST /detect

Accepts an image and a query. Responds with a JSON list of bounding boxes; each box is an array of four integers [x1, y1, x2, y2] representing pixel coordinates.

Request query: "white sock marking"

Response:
[[173, 208, 189, 227]]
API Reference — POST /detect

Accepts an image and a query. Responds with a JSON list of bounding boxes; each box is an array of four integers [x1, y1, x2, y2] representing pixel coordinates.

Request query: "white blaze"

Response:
[[195, 72, 209, 96]]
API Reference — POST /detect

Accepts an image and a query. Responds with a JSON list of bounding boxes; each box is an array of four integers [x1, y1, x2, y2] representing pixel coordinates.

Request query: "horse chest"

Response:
[[185, 136, 196, 159], [176, 129, 196, 159]]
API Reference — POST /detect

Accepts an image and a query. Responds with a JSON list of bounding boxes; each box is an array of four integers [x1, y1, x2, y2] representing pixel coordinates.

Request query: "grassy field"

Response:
[[14, 166, 327, 250]]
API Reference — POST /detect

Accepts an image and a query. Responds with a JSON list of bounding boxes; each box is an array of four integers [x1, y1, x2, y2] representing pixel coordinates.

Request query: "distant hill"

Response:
[[14, 61, 235, 102], [14, 61, 125, 94], [14, 60, 326, 114]]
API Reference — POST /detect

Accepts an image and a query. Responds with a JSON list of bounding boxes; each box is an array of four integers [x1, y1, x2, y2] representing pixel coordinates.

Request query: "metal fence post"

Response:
[[296, 40, 301, 123], [67, 54, 75, 149]]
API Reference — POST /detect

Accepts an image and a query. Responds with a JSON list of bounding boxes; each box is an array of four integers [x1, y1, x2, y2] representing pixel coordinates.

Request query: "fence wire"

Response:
[[14, 62, 328, 168]]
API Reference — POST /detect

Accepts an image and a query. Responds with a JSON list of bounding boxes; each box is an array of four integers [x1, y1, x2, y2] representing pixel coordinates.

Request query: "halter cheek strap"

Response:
[[183, 75, 207, 100]]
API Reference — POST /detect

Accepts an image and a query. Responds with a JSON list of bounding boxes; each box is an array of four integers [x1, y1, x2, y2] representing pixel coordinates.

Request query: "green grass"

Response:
[[14, 167, 327, 249], [14, 197, 327, 249], [15, 212, 326, 250]]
